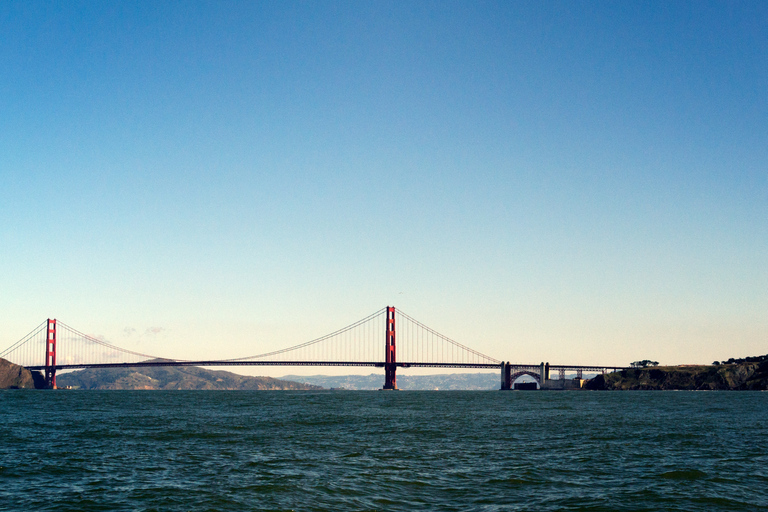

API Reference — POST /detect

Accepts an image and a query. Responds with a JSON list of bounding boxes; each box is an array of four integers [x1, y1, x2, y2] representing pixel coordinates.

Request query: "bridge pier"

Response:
[[383, 363, 397, 390], [500, 362, 506, 390], [500, 362, 512, 390], [540, 362, 550, 381]]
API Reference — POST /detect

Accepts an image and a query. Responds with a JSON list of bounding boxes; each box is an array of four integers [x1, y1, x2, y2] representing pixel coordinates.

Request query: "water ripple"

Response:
[[1, 390, 767, 511]]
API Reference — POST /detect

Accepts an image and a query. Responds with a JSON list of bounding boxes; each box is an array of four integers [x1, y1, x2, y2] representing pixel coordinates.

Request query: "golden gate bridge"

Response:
[[0, 306, 627, 390]]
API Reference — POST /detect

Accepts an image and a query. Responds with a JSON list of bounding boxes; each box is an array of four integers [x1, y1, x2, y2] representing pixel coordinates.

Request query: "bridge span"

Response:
[[2, 307, 627, 389]]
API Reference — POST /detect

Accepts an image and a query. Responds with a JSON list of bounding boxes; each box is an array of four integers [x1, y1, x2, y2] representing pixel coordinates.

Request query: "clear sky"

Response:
[[1, 1, 766, 376]]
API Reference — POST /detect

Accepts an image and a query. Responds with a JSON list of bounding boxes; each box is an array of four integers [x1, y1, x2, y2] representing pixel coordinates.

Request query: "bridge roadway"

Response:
[[26, 361, 502, 371], [25, 360, 631, 390], [27, 361, 629, 372]]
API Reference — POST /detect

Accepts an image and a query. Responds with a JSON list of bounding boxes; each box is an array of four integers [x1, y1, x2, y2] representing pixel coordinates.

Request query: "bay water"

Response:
[[1, 390, 767, 511]]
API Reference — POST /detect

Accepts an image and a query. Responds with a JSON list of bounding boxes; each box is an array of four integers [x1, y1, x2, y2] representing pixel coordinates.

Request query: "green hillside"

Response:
[[57, 364, 323, 390]]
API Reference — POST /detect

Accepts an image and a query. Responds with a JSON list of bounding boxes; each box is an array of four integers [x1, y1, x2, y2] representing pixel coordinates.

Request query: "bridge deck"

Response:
[[27, 361, 630, 372], [26, 361, 504, 371]]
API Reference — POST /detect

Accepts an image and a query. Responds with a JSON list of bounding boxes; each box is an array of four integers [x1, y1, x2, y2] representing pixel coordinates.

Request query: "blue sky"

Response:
[[1, 1, 766, 374]]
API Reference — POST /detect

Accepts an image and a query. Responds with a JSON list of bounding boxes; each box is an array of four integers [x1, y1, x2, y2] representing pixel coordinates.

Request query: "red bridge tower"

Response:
[[44, 318, 57, 389], [383, 306, 397, 390]]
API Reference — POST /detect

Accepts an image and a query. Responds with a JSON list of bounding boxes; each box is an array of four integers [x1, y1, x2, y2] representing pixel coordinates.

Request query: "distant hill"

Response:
[[57, 364, 323, 390], [281, 372, 505, 390], [586, 356, 768, 390]]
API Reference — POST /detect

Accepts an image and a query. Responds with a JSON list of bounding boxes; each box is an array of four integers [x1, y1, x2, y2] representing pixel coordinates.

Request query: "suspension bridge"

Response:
[[0, 306, 627, 390]]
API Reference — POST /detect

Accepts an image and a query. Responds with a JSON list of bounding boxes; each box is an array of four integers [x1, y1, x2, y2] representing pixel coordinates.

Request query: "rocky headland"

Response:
[[586, 356, 768, 390], [0, 358, 45, 389]]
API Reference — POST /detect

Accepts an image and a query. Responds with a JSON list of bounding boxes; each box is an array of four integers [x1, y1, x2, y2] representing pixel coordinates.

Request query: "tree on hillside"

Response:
[[630, 360, 659, 368]]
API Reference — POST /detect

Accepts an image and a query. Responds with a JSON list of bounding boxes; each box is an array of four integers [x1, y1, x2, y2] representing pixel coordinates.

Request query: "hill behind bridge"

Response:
[[282, 372, 508, 390], [57, 364, 322, 390]]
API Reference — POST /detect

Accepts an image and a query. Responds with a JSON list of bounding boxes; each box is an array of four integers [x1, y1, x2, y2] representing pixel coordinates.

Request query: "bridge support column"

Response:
[[500, 362, 512, 390], [44, 318, 57, 389], [500, 362, 505, 390], [383, 306, 397, 390]]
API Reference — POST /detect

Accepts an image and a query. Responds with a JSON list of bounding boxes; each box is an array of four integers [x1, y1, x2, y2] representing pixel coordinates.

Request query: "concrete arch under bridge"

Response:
[[500, 366, 541, 390], [500, 362, 627, 390], [511, 371, 541, 384], [500, 362, 543, 390]]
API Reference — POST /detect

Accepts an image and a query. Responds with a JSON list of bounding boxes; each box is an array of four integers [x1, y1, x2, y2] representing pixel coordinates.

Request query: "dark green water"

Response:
[[1, 390, 767, 511]]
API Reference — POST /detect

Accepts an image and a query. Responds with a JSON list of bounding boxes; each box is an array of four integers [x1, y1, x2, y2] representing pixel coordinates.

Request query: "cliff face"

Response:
[[0, 358, 38, 389], [586, 361, 768, 390]]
